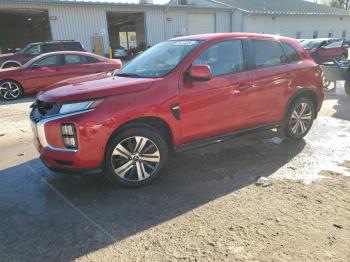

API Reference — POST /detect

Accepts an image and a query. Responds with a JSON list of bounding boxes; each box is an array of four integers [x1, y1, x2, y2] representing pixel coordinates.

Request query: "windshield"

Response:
[[301, 40, 324, 50], [116, 40, 200, 78]]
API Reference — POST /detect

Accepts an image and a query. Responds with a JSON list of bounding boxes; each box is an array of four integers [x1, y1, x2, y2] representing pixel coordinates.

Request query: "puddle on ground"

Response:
[[271, 117, 350, 184]]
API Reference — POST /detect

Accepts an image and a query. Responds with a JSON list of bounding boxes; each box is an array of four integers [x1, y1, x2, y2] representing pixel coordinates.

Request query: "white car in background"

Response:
[[113, 46, 129, 59]]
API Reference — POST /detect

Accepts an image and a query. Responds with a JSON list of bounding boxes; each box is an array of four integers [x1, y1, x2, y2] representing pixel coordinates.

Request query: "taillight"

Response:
[[61, 123, 77, 149]]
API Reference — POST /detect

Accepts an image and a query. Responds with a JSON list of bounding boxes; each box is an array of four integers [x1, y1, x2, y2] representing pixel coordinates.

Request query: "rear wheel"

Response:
[[0, 80, 23, 100], [283, 97, 315, 140], [105, 125, 169, 187]]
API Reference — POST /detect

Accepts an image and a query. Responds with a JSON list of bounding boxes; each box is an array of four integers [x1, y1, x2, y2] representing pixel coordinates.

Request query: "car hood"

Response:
[[38, 75, 157, 103]]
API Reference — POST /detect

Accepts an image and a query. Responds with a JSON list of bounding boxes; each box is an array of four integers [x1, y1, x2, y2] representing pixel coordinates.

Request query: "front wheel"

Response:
[[104, 125, 169, 187], [0, 80, 23, 100], [283, 98, 315, 140]]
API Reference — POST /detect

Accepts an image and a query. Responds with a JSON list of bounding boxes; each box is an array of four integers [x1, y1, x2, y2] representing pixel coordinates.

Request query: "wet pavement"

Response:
[[0, 86, 349, 261]]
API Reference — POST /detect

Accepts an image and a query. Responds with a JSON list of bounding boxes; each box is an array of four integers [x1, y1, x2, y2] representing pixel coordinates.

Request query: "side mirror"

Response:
[[189, 64, 212, 82]]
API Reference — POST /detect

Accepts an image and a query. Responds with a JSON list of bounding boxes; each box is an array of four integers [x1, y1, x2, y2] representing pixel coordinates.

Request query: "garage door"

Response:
[[187, 13, 215, 35]]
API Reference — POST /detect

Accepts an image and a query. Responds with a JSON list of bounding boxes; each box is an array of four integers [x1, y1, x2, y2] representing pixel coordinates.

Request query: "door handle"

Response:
[[231, 82, 250, 94]]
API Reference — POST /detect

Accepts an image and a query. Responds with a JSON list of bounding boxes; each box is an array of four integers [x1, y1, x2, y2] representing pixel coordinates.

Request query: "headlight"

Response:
[[59, 99, 104, 115]]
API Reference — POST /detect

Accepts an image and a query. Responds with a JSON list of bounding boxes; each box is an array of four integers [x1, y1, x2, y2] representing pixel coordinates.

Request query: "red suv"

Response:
[[30, 33, 324, 187]]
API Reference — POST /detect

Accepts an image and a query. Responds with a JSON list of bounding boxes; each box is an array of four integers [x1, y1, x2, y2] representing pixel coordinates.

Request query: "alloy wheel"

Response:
[[111, 136, 161, 182], [0, 81, 21, 100], [289, 102, 313, 136]]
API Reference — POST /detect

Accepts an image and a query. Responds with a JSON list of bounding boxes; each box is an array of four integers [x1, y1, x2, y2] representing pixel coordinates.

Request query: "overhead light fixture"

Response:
[[27, 18, 32, 21]]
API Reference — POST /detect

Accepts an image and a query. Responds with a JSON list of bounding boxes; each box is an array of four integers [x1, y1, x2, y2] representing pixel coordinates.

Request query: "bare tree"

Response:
[[329, 0, 350, 10]]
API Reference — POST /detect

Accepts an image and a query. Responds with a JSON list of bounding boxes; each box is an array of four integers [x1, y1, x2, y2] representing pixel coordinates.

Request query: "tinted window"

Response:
[[64, 55, 82, 65], [282, 42, 301, 62], [63, 42, 84, 51], [252, 40, 287, 68], [35, 55, 61, 67], [194, 40, 245, 76], [83, 56, 101, 63], [64, 55, 101, 65], [43, 43, 62, 53]]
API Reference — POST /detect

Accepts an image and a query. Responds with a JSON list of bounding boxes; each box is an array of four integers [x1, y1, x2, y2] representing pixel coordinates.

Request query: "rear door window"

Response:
[[64, 55, 82, 65], [64, 54, 101, 65], [251, 40, 288, 68], [193, 40, 245, 77]]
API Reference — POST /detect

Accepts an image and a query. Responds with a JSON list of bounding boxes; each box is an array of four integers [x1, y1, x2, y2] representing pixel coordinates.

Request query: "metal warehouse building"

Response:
[[1, 0, 350, 56]]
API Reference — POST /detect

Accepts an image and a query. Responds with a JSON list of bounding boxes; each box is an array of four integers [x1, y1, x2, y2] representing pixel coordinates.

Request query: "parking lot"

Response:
[[0, 85, 350, 261]]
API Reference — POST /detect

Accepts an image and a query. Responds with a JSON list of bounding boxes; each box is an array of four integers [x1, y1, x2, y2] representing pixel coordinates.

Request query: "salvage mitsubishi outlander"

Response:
[[30, 33, 324, 187]]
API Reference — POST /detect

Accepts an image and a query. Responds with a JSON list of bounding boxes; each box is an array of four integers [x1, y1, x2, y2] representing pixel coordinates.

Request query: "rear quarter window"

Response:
[[281, 42, 302, 63], [83, 55, 101, 63]]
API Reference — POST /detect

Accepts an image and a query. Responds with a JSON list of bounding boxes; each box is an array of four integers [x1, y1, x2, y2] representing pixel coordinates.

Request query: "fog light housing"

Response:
[[61, 123, 77, 149]]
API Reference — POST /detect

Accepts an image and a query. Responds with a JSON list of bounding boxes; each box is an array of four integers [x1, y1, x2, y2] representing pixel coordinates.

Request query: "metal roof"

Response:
[[0, 0, 230, 10], [3, 0, 350, 16], [213, 0, 350, 16]]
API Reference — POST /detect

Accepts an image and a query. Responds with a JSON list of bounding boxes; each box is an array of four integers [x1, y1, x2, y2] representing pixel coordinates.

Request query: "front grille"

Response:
[[30, 99, 61, 123]]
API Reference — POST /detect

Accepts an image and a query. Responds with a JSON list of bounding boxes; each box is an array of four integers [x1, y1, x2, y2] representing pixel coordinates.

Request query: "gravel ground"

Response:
[[0, 85, 349, 261]]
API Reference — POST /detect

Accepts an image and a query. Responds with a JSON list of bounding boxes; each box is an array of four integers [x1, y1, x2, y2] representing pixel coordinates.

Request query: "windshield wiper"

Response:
[[115, 72, 140, 78]]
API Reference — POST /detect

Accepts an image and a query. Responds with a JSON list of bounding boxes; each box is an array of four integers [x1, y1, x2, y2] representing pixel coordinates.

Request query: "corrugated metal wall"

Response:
[[244, 15, 350, 39], [49, 5, 109, 52], [145, 8, 166, 45], [0, 2, 233, 53], [164, 9, 187, 40], [216, 12, 230, 33]]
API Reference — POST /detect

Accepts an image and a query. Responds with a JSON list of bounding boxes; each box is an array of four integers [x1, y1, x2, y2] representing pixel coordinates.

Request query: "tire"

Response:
[[104, 125, 169, 187], [0, 80, 23, 100], [283, 97, 315, 140], [345, 81, 350, 96], [2, 62, 21, 69]]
